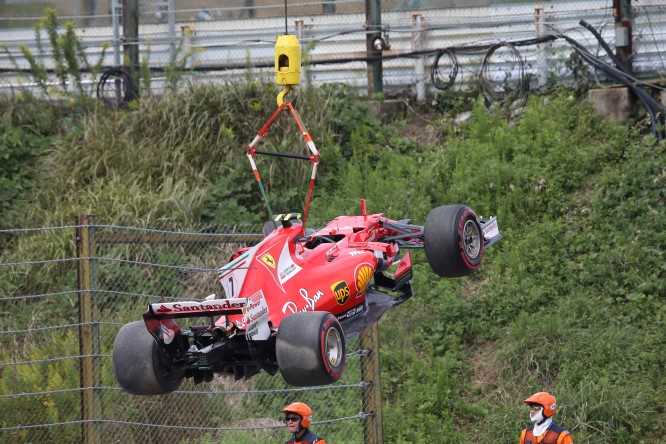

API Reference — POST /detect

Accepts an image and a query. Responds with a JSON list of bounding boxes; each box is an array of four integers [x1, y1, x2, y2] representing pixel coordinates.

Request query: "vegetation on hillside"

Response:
[[1, 80, 664, 443]]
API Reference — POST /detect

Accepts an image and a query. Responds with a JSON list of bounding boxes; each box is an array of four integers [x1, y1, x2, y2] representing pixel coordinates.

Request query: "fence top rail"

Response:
[[1, 222, 263, 246], [0, 412, 370, 432], [0, 223, 260, 234], [94, 231, 263, 244]]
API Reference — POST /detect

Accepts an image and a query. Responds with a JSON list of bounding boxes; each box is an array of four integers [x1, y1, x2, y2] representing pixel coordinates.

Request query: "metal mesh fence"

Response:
[[0, 221, 381, 443]]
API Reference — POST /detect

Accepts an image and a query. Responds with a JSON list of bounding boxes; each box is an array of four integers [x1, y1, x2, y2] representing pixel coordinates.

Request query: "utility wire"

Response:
[[560, 20, 665, 141]]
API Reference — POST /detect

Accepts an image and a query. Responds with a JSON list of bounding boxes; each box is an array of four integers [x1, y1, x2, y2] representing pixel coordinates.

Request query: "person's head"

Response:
[[282, 402, 313, 434], [523, 392, 558, 423]]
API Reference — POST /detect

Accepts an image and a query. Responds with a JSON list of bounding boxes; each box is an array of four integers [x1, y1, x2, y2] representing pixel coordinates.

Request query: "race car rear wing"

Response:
[[145, 298, 246, 320]]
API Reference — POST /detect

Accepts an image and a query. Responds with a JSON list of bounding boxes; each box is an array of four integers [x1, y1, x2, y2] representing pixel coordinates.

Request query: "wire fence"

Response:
[[1, 1, 664, 99], [0, 220, 383, 444]]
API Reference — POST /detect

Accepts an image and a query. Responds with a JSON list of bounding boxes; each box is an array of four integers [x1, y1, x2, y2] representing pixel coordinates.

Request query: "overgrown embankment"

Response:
[[1, 83, 664, 443]]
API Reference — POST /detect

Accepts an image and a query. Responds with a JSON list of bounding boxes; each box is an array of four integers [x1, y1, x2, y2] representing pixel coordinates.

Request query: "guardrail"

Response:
[[1, 1, 664, 99]]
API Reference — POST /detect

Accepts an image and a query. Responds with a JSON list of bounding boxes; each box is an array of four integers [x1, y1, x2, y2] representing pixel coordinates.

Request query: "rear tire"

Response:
[[424, 205, 484, 277], [276, 311, 345, 386], [112, 321, 184, 395]]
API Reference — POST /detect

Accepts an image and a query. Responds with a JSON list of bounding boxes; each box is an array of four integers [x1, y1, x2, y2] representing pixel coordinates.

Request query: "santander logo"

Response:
[[154, 299, 245, 314]]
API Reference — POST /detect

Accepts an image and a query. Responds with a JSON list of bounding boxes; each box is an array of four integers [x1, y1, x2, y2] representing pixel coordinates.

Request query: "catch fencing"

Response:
[[0, 217, 383, 444], [0, 1, 665, 100]]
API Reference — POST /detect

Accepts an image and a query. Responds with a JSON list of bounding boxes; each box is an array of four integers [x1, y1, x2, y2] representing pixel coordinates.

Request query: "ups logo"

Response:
[[331, 280, 351, 305]]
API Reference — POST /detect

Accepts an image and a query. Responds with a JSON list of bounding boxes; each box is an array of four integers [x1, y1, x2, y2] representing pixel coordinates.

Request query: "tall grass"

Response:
[[0, 8, 107, 98]]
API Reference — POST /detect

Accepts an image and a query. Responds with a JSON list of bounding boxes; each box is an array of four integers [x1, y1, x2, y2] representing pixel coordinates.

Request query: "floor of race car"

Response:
[[341, 287, 412, 341]]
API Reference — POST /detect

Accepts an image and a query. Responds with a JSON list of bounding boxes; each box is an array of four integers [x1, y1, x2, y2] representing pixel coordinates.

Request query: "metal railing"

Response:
[[1, 1, 664, 99]]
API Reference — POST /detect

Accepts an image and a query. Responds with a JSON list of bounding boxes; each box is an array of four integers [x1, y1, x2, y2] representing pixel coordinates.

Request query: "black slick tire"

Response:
[[112, 320, 184, 395], [424, 205, 484, 277], [276, 311, 345, 386]]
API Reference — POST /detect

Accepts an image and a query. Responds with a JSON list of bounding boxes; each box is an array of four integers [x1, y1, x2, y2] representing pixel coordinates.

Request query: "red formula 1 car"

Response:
[[112, 98, 502, 395]]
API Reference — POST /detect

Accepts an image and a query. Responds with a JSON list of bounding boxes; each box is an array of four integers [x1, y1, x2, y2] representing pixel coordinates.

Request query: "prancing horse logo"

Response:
[[261, 253, 276, 269]]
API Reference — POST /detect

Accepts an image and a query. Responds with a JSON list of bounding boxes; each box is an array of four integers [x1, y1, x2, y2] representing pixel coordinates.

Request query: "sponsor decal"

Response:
[[160, 323, 176, 344], [253, 242, 302, 292], [148, 318, 181, 344], [331, 280, 351, 305], [348, 251, 365, 257], [279, 263, 299, 282], [261, 253, 276, 269], [355, 264, 374, 295], [336, 303, 365, 321], [482, 217, 500, 239], [282, 301, 298, 314], [255, 244, 286, 291], [300, 288, 323, 311], [153, 299, 245, 315], [244, 290, 270, 340], [281, 288, 324, 314], [278, 242, 302, 284]]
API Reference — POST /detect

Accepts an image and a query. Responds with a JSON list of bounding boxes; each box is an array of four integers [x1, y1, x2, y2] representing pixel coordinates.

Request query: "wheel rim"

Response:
[[324, 326, 343, 368], [462, 219, 481, 259]]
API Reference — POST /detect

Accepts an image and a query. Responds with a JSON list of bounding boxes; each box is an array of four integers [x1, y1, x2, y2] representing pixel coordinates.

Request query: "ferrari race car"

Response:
[[112, 94, 501, 395], [113, 205, 501, 394]]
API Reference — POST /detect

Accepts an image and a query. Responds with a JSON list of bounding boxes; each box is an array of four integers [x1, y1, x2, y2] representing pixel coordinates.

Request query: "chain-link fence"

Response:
[[0, 219, 383, 443], [1, 1, 664, 99]]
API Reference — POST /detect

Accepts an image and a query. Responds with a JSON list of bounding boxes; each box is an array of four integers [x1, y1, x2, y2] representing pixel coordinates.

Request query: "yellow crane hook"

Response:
[[275, 34, 301, 106]]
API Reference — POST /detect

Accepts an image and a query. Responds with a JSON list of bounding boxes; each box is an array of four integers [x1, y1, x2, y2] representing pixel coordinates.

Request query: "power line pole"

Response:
[[365, 0, 383, 98], [613, 0, 632, 72], [122, 0, 140, 99]]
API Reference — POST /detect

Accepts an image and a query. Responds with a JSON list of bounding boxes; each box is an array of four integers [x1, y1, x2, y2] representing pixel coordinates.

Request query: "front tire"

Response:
[[424, 205, 484, 277], [276, 311, 345, 386], [112, 321, 184, 395]]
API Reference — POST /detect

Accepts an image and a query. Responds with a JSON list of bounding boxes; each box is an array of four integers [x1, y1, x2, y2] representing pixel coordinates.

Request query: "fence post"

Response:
[[168, 0, 176, 57], [534, 7, 548, 88], [365, 0, 383, 97], [112, 0, 122, 67], [360, 323, 384, 444], [613, 0, 633, 72], [412, 13, 426, 101], [122, 0, 140, 100], [76, 215, 100, 444]]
